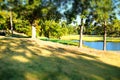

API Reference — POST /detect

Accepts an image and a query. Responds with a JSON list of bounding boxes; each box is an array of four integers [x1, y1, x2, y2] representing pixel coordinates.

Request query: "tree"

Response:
[[0, 0, 13, 35], [42, 20, 66, 39], [20, 0, 62, 38], [110, 19, 120, 36], [91, 0, 114, 51], [0, 11, 8, 30], [0, 0, 63, 38], [0, 0, 24, 36], [22, 0, 42, 38], [54, 0, 92, 48]]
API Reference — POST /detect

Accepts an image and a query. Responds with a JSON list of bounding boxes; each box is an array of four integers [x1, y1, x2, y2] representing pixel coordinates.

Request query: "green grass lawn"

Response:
[[61, 35, 120, 42], [0, 37, 120, 80], [39, 35, 120, 47], [40, 38, 78, 46]]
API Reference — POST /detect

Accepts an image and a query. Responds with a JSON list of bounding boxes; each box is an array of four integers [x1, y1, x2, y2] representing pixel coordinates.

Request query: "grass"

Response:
[[0, 36, 120, 80], [40, 38, 78, 46], [61, 35, 120, 42], [39, 35, 120, 47]]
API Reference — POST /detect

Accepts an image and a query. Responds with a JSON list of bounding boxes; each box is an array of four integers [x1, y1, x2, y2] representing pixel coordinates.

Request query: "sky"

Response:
[[59, 0, 120, 25], [115, 9, 120, 20]]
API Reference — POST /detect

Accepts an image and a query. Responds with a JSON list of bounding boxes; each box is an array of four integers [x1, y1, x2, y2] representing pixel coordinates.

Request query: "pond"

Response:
[[84, 41, 120, 51]]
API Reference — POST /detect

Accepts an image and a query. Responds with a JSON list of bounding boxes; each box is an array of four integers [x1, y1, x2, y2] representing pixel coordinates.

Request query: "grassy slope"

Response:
[[0, 36, 120, 80]]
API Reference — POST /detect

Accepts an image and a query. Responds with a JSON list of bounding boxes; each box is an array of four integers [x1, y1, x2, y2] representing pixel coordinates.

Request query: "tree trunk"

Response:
[[10, 10, 13, 36], [103, 21, 107, 51], [78, 18, 84, 48], [32, 25, 36, 39]]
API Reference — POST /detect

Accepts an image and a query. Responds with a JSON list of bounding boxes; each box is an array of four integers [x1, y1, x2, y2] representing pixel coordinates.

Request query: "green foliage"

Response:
[[90, 0, 120, 38], [42, 20, 67, 39], [0, 11, 9, 30], [107, 19, 120, 36], [92, 0, 113, 21], [84, 24, 95, 35], [0, 0, 120, 38], [14, 19, 31, 36], [67, 25, 77, 35]]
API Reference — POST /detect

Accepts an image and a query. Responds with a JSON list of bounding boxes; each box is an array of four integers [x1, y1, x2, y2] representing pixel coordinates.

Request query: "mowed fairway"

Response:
[[0, 36, 120, 80], [61, 35, 120, 42]]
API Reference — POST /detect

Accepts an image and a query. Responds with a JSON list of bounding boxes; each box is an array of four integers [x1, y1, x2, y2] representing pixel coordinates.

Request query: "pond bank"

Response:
[[40, 35, 120, 51]]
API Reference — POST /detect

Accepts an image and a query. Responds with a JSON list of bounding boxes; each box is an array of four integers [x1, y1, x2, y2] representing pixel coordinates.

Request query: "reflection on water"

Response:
[[84, 41, 120, 51]]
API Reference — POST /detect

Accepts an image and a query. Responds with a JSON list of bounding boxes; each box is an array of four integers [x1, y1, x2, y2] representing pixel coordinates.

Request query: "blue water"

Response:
[[84, 41, 120, 51]]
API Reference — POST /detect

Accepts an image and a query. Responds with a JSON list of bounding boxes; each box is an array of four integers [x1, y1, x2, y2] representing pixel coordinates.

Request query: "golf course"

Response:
[[0, 36, 120, 80], [0, 0, 120, 80]]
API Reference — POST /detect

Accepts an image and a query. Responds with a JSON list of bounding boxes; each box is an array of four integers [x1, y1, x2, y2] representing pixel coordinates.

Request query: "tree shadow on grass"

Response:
[[0, 38, 120, 80], [0, 31, 30, 38], [12, 34, 30, 38]]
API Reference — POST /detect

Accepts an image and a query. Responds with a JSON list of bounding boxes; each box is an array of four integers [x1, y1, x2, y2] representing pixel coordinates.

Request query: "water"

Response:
[[84, 41, 120, 51]]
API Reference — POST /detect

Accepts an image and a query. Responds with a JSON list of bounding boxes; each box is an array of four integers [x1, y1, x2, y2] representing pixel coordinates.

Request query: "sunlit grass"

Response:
[[61, 35, 103, 41], [12, 56, 30, 63], [0, 37, 120, 80], [61, 35, 120, 42], [40, 37, 78, 46], [39, 35, 120, 48]]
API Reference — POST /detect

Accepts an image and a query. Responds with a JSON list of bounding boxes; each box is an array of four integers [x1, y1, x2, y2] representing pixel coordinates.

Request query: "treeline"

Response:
[[0, 11, 76, 38], [0, 9, 120, 37], [0, 0, 120, 37], [0, 0, 77, 38], [83, 19, 120, 37]]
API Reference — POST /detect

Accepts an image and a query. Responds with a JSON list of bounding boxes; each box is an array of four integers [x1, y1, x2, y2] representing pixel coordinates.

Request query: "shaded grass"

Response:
[[0, 37, 120, 80], [5, 31, 30, 38], [12, 34, 30, 38]]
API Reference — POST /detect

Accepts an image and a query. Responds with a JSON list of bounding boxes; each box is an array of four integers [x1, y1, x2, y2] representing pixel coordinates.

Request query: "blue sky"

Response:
[[59, 0, 120, 23]]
